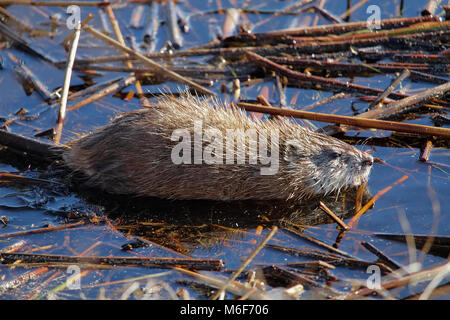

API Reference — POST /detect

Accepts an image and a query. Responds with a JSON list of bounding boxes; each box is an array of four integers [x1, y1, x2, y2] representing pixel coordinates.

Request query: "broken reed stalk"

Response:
[[236, 102, 450, 138], [67, 74, 136, 111], [65, 28, 448, 64], [61, 14, 93, 50], [348, 175, 409, 228], [266, 243, 394, 273], [0, 252, 224, 271], [0, 221, 85, 238], [0, 172, 65, 186], [210, 226, 278, 300], [0, 129, 65, 158], [422, 0, 442, 16], [56, 22, 81, 143], [368, 69, 411, 109], [28, 242, 104, 300], [319, 201, 349, 230], [165, 0, 183, 49], [339, 0, 369, 20], [262, 265, 320, 289], [246, 51, 409, 99], [102, 3, 148, 106], [420, 140, 433, 162], [360, 241, 402, 270], [409, 70, 449, 85], [0, 267, 49, 294], [82, 24, 215, 96], [268, 57, 439, 75], [343, 261, 450, 299], [175, 267, 268, 299], [297, 21, 450, 43], [282, 225, 352, 257], [8, 52, 54, 102], [361, 81, 450, 119], [309, 5, 343, 24], [302, 93, 348, 111], [0, 240, 27, 253], [252, 16, 440, 38]]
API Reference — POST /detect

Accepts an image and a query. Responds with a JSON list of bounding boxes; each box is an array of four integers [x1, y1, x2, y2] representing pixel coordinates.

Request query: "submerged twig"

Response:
[[0, 252, 224, 271], [210, 226, 278, 300], [319, 201, 349, 230]]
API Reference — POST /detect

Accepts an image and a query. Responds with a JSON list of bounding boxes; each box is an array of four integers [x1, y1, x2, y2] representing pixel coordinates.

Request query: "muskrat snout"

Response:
[[362, 158, 374, 167]]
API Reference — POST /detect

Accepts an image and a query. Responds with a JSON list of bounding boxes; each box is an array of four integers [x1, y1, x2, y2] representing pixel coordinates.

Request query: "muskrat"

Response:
[[57, 94, 373, 201]]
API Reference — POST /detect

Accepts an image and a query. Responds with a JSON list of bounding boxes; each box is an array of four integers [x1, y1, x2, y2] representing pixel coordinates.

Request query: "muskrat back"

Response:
[[62, 94, 373, 201]]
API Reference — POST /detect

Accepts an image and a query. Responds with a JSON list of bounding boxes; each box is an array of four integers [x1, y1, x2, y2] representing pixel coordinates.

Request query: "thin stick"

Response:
[[360, 241, 402, 270], [82, 24, 215, 96], [143, 1, 159, 46], [246, 51, 409, 100], [419, 140, 433, 162], [368, 69, 411, 109], [319, 201, 349, 230], [361, 81, 450, 119], [103, 3, 149, 106], [0, 267, 49, 294], [175, 267, 268, 299], [348, 175, 409, 228], [342, 261, 450, 299], [303, 93, 348, 111], [9, 52, 54, 101], [339, 0, 369, 20], [0, 240, 27, 253], [67, 74, 136, 111], [422, 0, 442, 16], [0, 252, 224, 271], [310, 5, 344, 24], [164, 1, 183, 49], [0, 221, 85, 238], [0, 129, 66, 158], [236, 102, 450, 138], [61, 14, 93, 50], [56, 22, 81, 143], [264, 15, 439, 37], [210, 226, 278, 300], [282, 225, 352, 257]]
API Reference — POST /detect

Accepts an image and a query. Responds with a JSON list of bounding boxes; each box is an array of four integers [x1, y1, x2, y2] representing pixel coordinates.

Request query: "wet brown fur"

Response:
[[63, 94, 373, 201]]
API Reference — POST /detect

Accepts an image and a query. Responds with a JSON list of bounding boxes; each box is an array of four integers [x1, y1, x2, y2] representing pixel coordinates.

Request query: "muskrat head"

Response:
[[283, 134, 373, 198]]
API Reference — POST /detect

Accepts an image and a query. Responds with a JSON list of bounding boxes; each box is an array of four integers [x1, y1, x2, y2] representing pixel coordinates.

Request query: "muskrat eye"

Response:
[[331, 152, 341, 159]]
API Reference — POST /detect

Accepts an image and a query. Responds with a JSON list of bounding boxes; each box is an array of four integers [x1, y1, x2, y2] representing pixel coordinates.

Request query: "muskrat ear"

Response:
[[284, 140, 302, 162]]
